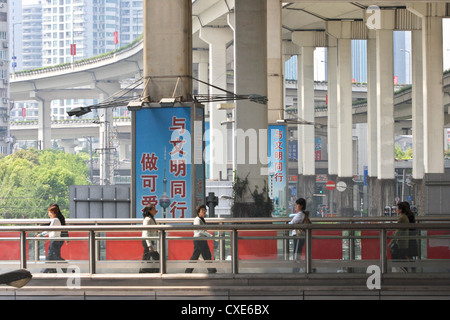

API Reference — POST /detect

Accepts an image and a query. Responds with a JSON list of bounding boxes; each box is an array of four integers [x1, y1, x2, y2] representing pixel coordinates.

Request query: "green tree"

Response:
[[394, 143, 412, 160], [0, 149, 91, 219]]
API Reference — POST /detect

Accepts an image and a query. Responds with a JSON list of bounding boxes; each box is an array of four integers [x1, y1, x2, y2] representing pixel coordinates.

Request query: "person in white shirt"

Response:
[[37, 204, 66, 273], [289, 198, 309, 272], [140, 204, 159, 273], [185, 204, 216, 273]]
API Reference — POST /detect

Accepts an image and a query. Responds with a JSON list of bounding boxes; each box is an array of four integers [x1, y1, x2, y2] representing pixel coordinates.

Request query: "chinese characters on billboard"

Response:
[[268, 125, 287, 216], [134, 105, 205, 219]]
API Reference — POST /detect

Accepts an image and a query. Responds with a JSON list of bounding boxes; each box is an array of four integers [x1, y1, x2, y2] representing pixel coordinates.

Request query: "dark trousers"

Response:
[[293, 238, 305, 273], [42, 240, 64, 273], [185, 239, 216, 273]]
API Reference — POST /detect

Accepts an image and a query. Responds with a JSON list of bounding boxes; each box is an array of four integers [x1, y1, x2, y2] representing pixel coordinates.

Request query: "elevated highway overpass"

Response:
[[7, 0, 450, 217], [10, 74, 450, 142]]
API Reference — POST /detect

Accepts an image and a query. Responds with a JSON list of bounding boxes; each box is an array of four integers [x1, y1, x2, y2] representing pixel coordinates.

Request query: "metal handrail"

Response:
[[1, 215, 449, 226], [1, 220, 449, 275]]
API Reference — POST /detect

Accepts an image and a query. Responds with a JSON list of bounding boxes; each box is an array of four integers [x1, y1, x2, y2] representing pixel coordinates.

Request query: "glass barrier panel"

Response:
[[237, 230, 284, 273], [312, 230, 345, 273], [101, 231, 144, 273], [30, 231, 90, 274], [167, 230, 228, 274], [0, 231, 22, 271]]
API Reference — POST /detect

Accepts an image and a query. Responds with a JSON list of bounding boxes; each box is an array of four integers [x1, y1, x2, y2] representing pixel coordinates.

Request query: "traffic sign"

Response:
[[336, 181, 347, 192], [325, 180, 336, 191]]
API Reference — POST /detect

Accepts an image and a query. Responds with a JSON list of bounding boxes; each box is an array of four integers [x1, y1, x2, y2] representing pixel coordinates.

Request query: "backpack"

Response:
[[296, 211, 311, 236]]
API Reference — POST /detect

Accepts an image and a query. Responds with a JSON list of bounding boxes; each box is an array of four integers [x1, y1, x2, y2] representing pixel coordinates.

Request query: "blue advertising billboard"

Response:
[[133, 104, 205, 218], [268, 124, 287, 216]]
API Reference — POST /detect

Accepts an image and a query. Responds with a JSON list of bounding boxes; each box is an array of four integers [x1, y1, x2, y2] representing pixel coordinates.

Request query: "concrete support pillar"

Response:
[[326, 39, 338, 215], [411, 29, 424, 212], [300, 46, 316, 203], [409, 3, 445, 175], [267, 0, 284, 123], [199, 27, 233, 181], [327, 38, 338, 178], [119, 138, 130, 162], [37, 99, 51, 150], [327, 21, 354, 216], [367, 30, 378, 216], [193, 49, 209, 99], [292, 32, 320, 205], [408, 3, 446, 215], [296, 51, 303, 177], [300, 46, 316, 178], [59, 139, 76, 154], [143, 0, 192, 101], [233, 0, 268, 205], [376, 9, 396, 212]]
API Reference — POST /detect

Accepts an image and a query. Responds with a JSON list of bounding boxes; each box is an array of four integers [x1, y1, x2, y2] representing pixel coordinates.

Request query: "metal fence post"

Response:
[[159, 230, 166, 274], [380, 228, 387, 274], [89, 230, 96, 274], [20, 231, 27, 269], [305, 228, 312, 274], [232, 229, 238, 274]]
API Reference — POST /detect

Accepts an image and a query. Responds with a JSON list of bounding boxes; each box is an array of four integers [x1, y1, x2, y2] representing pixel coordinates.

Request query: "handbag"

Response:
[[139, 241, 160, 273], [389, 241, 399, 256]]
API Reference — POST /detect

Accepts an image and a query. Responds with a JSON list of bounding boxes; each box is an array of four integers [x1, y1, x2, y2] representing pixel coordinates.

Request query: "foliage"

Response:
[[0, 149, 91, 219], [394, 143, 413, 160], [445, 149, 450, 159]]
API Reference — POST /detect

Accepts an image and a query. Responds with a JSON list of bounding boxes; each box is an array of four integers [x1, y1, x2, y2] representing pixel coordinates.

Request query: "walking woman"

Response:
[[37, 204, 66, 273], [185, 204, 216, 274], [289, 198, 310, 272], [389, 202, 410, 272], [398, 201, 418, 271], [140, 204, 160, 273]]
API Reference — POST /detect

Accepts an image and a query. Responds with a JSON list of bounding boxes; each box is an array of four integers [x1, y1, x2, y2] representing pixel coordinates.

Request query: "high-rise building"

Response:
[[10, 0, 143, 122], [1, 0, 11, 154], [22, 1, 42, 70]]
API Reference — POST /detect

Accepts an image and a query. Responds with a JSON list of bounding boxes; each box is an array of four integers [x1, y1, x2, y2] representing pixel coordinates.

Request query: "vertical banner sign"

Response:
[[268, 125, 287, 216], [134, 105, 205, 219], [315, 137, 322, 160]]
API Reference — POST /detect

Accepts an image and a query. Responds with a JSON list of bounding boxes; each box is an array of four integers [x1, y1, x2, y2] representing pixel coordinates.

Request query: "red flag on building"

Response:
[[70, 44, 76, 56], [114, 31, 119, 45]]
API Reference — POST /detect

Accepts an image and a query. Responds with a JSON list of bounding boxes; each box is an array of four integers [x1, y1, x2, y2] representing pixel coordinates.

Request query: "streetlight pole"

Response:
[[12, 22, 22, 73], [400, 49, 411, 84]]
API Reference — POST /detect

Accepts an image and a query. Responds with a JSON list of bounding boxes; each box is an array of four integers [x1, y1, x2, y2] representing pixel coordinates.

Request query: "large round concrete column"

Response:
[[408, 4, 446, 175], [376, 10, 396, 214], [327, 38, 338, 215], [411, 29, 425, 211], [299, 46, 316, 204], [143, 0, 192, 101], [326, 21, 355, 217], [267, 0, 284, 123], [199, 27, 233, 181], [336, 36, 354, 217], [408, 3, 446, 215], [233, 0, 268, 206], [366, 30, 378, 216], [292, 31, 324, 209]]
